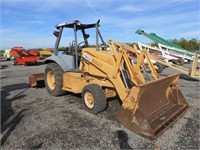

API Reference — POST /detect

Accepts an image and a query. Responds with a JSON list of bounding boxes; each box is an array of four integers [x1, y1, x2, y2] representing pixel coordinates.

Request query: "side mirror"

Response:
[[53, 31, 59, 37]]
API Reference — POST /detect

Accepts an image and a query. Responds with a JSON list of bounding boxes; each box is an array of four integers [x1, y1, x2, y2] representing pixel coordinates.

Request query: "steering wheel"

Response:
[[77, 41, 86, 48]]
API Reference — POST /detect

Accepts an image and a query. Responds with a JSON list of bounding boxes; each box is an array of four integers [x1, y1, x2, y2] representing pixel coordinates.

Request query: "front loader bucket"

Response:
[[117, 74, 188, 138]]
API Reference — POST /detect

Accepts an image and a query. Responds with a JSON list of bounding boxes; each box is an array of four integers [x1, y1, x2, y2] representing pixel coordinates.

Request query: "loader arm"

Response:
[[108, 40, 144, 86], [120, 43, 159, 80], [81, 40, 160, 103]]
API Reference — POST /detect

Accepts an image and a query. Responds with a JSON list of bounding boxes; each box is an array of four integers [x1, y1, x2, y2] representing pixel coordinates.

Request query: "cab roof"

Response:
[[55, 20, 100, 30]]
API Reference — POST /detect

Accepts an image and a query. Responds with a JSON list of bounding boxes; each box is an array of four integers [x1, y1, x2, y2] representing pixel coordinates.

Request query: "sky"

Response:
[[0, 0, 199, 49]]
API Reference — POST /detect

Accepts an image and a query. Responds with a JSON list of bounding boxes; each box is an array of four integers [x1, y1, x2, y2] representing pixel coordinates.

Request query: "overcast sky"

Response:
[[0, 0, 199, 49]]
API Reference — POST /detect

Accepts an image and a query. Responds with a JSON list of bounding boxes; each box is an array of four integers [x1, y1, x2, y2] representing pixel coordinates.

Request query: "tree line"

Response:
[[169, 38, 199, 51]]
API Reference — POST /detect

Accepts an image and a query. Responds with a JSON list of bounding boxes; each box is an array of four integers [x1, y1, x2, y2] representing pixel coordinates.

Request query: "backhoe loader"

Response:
[[29, 20, 188, 138]]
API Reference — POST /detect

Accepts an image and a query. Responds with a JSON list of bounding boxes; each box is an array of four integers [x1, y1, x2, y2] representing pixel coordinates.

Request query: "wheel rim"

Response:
[[84, 92, 94, 109], [47, 71, 56, 90]]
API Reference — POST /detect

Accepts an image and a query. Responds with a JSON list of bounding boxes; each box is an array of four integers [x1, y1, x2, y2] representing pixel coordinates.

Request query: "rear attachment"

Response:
[[29, 73, 44, 87], [117, 74, 188, 138]]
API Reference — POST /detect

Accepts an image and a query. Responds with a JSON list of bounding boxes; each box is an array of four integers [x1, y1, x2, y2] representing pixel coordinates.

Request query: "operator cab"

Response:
[[52, 20, 106, 71]]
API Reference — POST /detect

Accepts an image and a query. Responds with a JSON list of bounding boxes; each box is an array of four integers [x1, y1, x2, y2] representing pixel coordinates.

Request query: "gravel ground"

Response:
[[1, 60, 199, 150]]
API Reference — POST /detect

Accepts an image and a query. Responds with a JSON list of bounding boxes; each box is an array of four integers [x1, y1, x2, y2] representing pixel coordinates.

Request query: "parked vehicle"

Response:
[[136, 30, 197, 63], [10, 47, 40, 65]]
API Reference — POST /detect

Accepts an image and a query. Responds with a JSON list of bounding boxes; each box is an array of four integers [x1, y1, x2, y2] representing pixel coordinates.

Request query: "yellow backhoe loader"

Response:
[[29, 20, 188, 138]]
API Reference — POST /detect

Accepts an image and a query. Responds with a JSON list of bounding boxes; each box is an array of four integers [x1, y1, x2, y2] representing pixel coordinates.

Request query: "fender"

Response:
[[44, 52, 75, 71]]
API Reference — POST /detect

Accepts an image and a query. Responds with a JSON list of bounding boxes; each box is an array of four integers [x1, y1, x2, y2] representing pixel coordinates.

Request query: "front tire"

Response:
[[82, 84, 107, 113], [44, 63, 65, 96]]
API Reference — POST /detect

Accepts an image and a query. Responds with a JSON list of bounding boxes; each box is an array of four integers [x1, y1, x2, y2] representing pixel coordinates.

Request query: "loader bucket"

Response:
[[117, 74, 188, 138]]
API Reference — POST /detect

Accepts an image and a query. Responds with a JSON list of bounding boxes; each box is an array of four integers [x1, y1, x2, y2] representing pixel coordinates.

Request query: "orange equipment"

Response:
[[10, 47, 40, 65], [28, 49, 40, 56]]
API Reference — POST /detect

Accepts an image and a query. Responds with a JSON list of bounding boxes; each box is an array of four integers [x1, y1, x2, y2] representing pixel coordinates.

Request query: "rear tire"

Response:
[[82, 84, 107, 113], [44, 63, 65, 96]]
